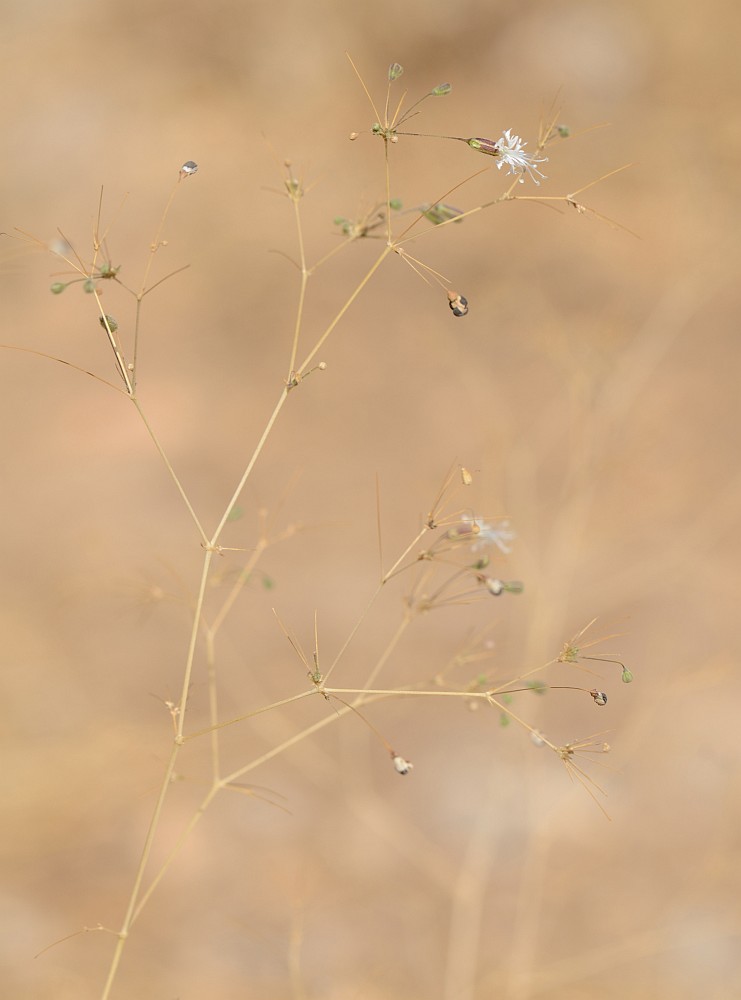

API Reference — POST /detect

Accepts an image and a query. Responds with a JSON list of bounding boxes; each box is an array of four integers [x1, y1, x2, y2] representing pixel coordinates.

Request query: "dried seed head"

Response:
[[391, 753, 413, 775], [179, 160, 198, 177], [485, 577, 504, 596], [349, 131, 360, 141], [590, 689, 608, 707], [460, 467, 473, 486]]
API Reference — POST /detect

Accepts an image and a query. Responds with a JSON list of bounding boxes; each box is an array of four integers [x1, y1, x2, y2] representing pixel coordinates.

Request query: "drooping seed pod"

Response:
[[447, 290, 469, 317]]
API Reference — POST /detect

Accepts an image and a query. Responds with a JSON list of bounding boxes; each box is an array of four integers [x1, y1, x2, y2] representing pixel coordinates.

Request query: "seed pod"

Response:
[[590, 689, 608, 707], [180, 160, 198, 176], [431, 83, 452, 96], [447, 290, 469, 317], [388, 63, 404, 81]]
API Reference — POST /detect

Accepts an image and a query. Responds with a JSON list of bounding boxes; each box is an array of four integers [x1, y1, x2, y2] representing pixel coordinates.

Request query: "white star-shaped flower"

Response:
[[494, 130, 548, 184]]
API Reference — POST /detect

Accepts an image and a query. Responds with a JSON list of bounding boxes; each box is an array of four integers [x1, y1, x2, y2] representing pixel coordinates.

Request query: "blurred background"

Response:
[[2, 0, 740, 997]]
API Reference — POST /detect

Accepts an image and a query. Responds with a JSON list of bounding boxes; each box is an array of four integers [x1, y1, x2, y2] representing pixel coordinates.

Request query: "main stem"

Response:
[[99, 238, 393, 998]]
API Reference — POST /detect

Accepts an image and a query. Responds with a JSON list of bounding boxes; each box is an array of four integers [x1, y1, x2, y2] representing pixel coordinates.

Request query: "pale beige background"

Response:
[[2, 0, 740, 997]]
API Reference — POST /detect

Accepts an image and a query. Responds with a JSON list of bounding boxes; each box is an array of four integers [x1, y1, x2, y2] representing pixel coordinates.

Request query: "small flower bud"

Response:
[[99, 314, 118, 333], [485, 578, 504, 596], [621, 667, 634, 684], [50, 282, 66, 294], [389, 198, 403, 211], [83, 279, 96, 294], [391, 753, 413, 775], [422, 202, 464, 225], [590, 689, 608, 707], [349, 131, 360, 141], [557, 124, 571, 138], [467, 137, 501, 157], [430, 83, 452, 96], [460, 467, 473, 486], [388, 63, 404, 81], [318, 361, 327, 370]]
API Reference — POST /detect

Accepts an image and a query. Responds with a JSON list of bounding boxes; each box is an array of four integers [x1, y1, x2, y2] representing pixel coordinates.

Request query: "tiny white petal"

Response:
[[469, 517, 516, 554]]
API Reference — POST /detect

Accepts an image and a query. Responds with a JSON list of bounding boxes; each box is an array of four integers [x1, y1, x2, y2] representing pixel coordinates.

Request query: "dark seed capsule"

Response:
[[590, 689, 608, 707], [448, 293, 469, 317], [180, 160, 198, 176]]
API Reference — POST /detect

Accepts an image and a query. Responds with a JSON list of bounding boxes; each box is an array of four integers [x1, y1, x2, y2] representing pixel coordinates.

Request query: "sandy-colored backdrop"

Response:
[[2, 1, 740, 997]]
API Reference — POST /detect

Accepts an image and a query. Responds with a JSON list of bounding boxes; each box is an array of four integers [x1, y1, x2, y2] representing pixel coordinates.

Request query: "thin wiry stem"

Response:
[[130, 397, 210, 546]]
